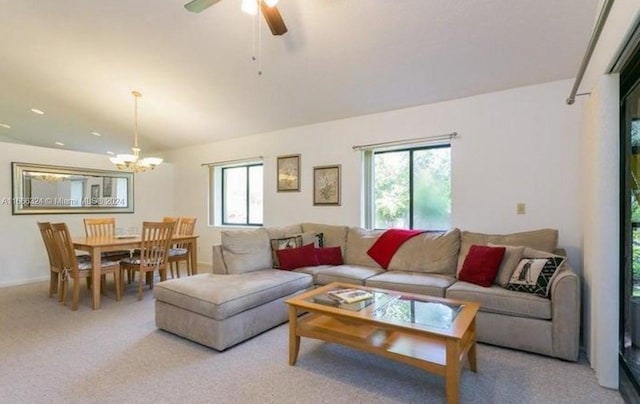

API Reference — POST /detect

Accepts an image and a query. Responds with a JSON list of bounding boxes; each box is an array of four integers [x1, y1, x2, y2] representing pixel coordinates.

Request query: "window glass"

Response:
[[372, 145, 450, 230], [223, 166, 248, 224]]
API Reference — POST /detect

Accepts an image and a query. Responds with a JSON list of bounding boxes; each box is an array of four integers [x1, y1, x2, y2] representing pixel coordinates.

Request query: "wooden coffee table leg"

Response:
[[445, 339, 461, 404], [467, 320, 477, 372], [288, 306, 300, 366]]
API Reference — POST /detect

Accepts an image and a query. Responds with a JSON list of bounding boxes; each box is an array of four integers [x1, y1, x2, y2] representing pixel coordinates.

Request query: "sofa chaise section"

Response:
[[154, 270, 313, 350]]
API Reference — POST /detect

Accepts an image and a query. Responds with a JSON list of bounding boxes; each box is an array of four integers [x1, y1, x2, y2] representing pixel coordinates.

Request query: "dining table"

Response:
[[72, 233, 198, 309]]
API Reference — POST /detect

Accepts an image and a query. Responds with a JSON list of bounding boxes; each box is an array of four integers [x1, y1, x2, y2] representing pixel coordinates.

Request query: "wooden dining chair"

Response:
[[52, 222, 121, 310], [162, 216, 180, 234], [38, 222, 63, 299], [119, 221, 175, 300], [167, 217, 197, 278]]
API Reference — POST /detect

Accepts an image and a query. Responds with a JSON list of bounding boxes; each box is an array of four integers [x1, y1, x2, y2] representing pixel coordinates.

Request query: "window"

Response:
[[210, 161, 263, 226], [366, 145, 451, 230]]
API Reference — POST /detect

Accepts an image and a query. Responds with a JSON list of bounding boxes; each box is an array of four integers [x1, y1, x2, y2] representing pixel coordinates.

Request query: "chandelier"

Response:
[[109, 91, 163, 172]]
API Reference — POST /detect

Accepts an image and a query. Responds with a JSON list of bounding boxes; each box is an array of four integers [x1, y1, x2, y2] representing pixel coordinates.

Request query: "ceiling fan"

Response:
[[184, 0, 288, 36]]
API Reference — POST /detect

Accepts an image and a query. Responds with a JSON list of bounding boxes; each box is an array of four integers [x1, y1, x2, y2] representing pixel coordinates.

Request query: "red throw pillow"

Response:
[[315, 247, 343, 265], [276, 243, 319, 270], [458, 245, 506, 287]]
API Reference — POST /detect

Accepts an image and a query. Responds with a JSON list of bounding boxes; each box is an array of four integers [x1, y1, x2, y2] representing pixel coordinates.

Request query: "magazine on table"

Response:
[[327, 288, 374, 304]]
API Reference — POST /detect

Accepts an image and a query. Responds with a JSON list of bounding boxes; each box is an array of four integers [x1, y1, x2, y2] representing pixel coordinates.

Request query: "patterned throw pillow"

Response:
[[270, 236, 303, 268], [505, 257, 565, 297]]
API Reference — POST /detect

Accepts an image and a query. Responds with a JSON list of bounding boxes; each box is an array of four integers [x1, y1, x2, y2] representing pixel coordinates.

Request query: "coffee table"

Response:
[[285, 282, 480, 404]]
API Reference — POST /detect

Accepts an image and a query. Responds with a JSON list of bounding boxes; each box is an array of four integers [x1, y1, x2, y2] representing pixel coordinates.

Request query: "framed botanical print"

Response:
[[313, 165, 341, 206], [277, 154, 301, 192]]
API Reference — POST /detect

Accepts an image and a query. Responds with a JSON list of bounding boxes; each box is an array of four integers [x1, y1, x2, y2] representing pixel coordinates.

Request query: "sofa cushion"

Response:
[[488, 243, 525, 287], [387, 229, 460, 275], [365, 271, 456, 298], [302, 223, 348, 254], [315, 264, 385, 286], [277, 243, 319, 270], [270, 235, 303, 268], [458, 245, 506, 287], [315, 246, 343, 265], [446, 281, 551, 320], [457, 228, 559, 274], [344, 228, 384, 268], [221, 228, 272, 274], [154, 270, 313, 320], [265, 224, 303, 239], [506, 256, 565, 298], [293, 265, 334, 284]]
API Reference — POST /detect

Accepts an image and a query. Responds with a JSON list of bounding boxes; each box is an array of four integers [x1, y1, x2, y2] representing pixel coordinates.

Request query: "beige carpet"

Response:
[[0, 281, 624, 404]]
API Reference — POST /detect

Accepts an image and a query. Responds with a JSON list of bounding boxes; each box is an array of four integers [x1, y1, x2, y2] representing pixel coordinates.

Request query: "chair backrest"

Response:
[[162, 217, 180, 235], [38, 222, 60, 269], [84, 218, 116, 237], [51, 222, 80, 275], [177, 217, 196, 236], [174, 217, 196, 248], [139, 221, 175, 269]]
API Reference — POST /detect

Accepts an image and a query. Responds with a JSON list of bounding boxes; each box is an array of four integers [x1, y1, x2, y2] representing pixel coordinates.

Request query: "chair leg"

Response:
[[114, 270, 121, 301], [72, 277, 80, 311], [49, 271, 58, 297], [186, 256, 192, 276], [170, 262, 176, 279], [100, 274, 107, 296], [137, 270, 144, 301], [60, 278, 68, 305]]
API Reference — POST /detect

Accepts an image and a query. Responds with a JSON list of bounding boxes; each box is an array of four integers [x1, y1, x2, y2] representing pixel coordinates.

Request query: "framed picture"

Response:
[[277, 154, 301, 192], [313, 165, 341, 206], [103, 176, 113, 197], [90, 184, 100, 205]]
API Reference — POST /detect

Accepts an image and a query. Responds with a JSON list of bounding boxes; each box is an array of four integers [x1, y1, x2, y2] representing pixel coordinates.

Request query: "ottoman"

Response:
[[154, 269, 313, 350]]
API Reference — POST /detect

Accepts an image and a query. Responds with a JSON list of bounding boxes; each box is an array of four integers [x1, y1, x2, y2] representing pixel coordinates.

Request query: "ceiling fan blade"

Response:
[[260, 3, 288, 36], [184, 0, 223, 13]]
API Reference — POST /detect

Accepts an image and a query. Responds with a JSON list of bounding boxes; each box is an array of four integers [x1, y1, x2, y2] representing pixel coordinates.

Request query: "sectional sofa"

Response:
[[154, 222, 580, 361]]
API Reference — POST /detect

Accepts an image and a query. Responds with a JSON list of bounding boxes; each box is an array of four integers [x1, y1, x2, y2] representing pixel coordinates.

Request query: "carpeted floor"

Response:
[[0, 281, 624, 404]]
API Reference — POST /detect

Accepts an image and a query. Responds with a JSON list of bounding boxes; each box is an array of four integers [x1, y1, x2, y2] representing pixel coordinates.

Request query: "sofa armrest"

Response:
[[550, 264, 580, 361], [212, 244, 228, 274]]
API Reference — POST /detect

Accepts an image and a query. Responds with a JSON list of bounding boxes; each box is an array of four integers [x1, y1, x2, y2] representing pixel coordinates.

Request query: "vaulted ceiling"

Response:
[[0, 0, 599, 156]]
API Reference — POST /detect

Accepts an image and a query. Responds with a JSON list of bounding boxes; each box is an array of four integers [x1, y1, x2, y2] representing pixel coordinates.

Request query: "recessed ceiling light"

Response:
[[91, 131, 102, 137], [0, 123, 10, 129], [54, 141, 64, 146], [31, 108, 44, 115], [106, 151, 115, 155]]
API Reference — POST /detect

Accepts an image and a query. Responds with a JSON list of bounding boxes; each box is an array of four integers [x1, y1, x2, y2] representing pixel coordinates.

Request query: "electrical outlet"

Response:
[[517, 203, 526, 215]]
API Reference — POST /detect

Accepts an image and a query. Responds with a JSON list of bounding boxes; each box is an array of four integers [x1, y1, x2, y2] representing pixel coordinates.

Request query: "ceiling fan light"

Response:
[[241, 0, 258, 15], [264, 0, 278, 7]]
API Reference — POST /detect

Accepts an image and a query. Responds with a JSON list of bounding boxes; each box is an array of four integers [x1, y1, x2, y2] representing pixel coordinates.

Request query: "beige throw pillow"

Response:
[[222, 228, 272, 274], [387, 229, 461, 275], [487, 243, 525, 287]]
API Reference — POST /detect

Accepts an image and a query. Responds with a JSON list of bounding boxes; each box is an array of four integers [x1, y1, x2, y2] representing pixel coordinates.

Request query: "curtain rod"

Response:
[[201, 156, 263, 167], [566, 0, 615, 105], [352, 132, 457, 151]]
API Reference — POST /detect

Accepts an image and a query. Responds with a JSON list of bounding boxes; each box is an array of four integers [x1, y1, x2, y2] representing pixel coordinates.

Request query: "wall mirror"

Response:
[[11, 162, 134, 215]]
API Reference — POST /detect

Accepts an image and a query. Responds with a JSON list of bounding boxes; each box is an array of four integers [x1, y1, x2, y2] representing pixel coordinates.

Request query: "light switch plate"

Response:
[[517, 203, 526, 215]]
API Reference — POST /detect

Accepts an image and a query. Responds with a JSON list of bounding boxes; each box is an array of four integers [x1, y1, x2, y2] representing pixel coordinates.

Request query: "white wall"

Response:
[[582, 74, 620, 389], [166, 79, 583, 272], [578, 0, 640, 389], [0, 143, 174, 287]]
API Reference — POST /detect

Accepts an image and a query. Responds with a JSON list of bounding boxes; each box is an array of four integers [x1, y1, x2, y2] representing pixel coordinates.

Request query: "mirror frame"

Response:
[[11, 162, 134, 215]]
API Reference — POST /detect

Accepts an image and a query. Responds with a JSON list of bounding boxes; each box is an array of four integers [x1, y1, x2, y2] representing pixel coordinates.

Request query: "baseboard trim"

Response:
[[1, 262, 212, 289], [0, 276, 49, 289]]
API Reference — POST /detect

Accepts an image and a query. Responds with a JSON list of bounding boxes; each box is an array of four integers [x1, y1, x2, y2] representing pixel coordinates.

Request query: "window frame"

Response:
[[365, 143, 451, 231], [208, 158, 263, 228], [220, 163, 263, 227]]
